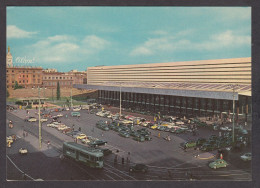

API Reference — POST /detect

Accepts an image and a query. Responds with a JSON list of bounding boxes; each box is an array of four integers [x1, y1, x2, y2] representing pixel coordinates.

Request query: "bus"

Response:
[[61, 142, 104, 168], [71, 112, 80, 117]]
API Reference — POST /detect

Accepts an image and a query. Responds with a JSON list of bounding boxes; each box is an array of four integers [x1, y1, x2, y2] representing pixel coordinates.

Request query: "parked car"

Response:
[[133, 135, 145, 142], [240, 153, 252, 161], [220, 126, 232, 131], [28, 117, 37, 122], [209, 159, 228, 169], [40, 118, 48, 122], [119, 131, 130, 138], [19, 148, 28, 155], [57, 113, 63, 117], [129, 164, 148, 173], [88, 140, 107, 147], [76, 133, 87, 140]]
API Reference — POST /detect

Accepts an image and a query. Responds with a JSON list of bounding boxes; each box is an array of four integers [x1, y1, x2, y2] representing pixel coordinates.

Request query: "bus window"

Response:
[[90, 156, 95, 161], [80, 152, 89, 160], [66, 148, 75, 155]]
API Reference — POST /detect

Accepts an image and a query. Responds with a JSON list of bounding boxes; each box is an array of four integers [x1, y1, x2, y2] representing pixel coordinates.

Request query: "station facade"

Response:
[[75, 57, 251, 122]]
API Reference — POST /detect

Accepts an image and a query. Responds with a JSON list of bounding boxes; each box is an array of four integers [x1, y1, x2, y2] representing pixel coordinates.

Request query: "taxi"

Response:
[[209, 159, 228, 169], [150, 125, 158, 130], [76, 134, 87, 140]]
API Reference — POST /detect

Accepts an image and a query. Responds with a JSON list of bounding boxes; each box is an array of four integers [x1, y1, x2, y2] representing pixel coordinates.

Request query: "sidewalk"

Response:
[[18, 129, 60, 158]]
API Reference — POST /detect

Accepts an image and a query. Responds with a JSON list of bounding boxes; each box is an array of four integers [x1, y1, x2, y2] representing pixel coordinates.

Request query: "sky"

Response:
[[6, 7, 251, 72]]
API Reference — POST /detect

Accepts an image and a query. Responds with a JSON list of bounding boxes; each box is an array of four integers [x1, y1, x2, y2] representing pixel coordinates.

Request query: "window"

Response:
[[56, 77, 58, 79], [33, 75, 35, 78], [23, 71, 25, 73], [23, 75, 25, 77], [71, 77, 72, 79], [23, 80, 25, 83], [7, 80, 9, 83], [60, 77, 62, 79], [12, 81, 14, 83], [27, 75, 28, 78], [12, 70, 14, 73], [27, 80, 28, 83], [7, 70, 8, 72], [19, 81, 21, 83]]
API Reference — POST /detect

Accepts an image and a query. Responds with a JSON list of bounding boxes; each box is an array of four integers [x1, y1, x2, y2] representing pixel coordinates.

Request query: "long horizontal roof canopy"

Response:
[[73, 81, 252, 100]]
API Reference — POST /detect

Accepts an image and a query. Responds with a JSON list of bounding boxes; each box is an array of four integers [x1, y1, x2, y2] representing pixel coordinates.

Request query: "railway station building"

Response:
[[74, 57, 251, 122]]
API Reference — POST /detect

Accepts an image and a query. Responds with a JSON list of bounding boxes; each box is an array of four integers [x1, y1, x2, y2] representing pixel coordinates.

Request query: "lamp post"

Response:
[[228, 84, 240, 143], [119, 83, 122, 117], [33, 86, 42, 149]]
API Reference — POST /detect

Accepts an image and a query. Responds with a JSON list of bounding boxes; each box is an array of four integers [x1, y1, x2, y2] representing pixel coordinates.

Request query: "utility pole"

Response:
[[71, 87, 73, 108], [228, 84, 239, 143], [38, 86, 42, 149], [119, 83, 122, 117]]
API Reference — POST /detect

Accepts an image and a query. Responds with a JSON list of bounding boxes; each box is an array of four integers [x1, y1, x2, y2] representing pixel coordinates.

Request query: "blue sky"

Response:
[[7, 7, 251, 72]]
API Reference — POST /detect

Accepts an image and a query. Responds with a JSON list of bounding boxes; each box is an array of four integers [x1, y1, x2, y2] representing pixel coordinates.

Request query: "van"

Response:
[[71, 112, 80, 117]]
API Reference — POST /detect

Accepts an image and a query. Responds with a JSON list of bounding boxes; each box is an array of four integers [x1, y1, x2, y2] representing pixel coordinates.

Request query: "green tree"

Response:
[[6, 89, 10, 98], [56, 81, 60, 100], [14, 81, 19, 90]]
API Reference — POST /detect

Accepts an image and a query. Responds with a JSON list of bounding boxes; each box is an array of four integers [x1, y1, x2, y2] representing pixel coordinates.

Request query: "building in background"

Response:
[[75, 57, 251, 122], [43, 68, 57, 73], [6, 46, 13, 68], [42, 72, 73, 88], [6, 66, 43, 89]]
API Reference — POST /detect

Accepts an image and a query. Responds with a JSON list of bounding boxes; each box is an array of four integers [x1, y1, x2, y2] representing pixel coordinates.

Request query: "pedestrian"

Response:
[[158, 132, 160, 138], [79, 127, 81, 132], [122, 157, 124, 165], [23, 131, 25, 138], [245, 122, 247, 127], [101, 132, 104, 137], [47, 141, 50, 149], [72, 124, 75, 131]]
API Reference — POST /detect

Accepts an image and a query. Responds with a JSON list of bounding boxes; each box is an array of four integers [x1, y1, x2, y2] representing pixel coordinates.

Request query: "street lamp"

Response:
[[71, 87, 73, 108], [32, 86, 43, 149], [119, 83, 122, 117], [227, 84, 240, 143]]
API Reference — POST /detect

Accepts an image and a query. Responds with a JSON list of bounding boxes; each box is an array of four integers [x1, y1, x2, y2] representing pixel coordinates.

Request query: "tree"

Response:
[[56, 81, 60, 100], [6, 89, 10, 98], [14, 81, 19, 90], [14, 81, 24, 90]]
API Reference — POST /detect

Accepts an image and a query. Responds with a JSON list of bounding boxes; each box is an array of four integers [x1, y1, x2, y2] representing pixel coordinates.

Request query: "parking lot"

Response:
[[6, 104, 252, 180]]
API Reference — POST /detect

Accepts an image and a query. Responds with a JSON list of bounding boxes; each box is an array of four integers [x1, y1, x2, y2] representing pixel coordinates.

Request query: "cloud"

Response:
[[27, 34, 110, 63], [7, 25, 37, 39], [130, 30, 250, 56]]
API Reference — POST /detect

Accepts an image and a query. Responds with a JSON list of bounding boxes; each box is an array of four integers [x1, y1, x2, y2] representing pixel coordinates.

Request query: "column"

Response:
[[236, 100, 239, 123], [212, 99, 215, 116], [153, 95, 156, 113], [185, 97, 188, 115], [198, 98, 201, 116], [168, 95, 171, 112], [179, 96, 182, 114], [192, 97, 195, 116], [205, 98, 208, 116]]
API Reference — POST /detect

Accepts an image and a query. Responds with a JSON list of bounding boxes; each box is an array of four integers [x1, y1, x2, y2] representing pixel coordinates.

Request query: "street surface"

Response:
[[6, 108, 251, 181]]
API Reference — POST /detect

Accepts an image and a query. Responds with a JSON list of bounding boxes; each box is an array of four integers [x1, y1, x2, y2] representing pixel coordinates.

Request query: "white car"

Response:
[[220, 126, 232, 131], [240, 153, 252, 161], [28, 118, 37, 122], [58, 125, 69, 131], [73, 107, 81, 111], [19, 148, 28, 154], [57, 114, 63, 117], [65, 107, 70, 111], [40, 118, 48, 122]]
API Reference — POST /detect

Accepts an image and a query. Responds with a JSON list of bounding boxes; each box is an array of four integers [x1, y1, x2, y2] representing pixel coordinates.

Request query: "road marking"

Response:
[[16, 135, 21, 139]]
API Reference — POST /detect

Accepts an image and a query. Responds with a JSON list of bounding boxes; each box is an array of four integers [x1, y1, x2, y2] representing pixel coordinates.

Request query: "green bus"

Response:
[[71, 112, 80, 117], [61, 142, 104, 168]]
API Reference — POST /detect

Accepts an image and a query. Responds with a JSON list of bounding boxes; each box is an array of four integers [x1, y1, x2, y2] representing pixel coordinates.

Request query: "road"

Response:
[[6, 108, 252, 181]]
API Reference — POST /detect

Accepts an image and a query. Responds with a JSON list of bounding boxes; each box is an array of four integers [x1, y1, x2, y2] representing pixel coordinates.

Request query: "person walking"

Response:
[[122, 157, 125, 165], [158, 132, 160, 138], [47, 141, 50, 149]]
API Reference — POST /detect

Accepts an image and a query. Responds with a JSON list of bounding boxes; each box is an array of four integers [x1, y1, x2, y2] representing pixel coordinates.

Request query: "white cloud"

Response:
[[7, 25, 37, 39], [27, 34, 110, 63], [130, 30, 250, 56], [82, 35, 110, 50]]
